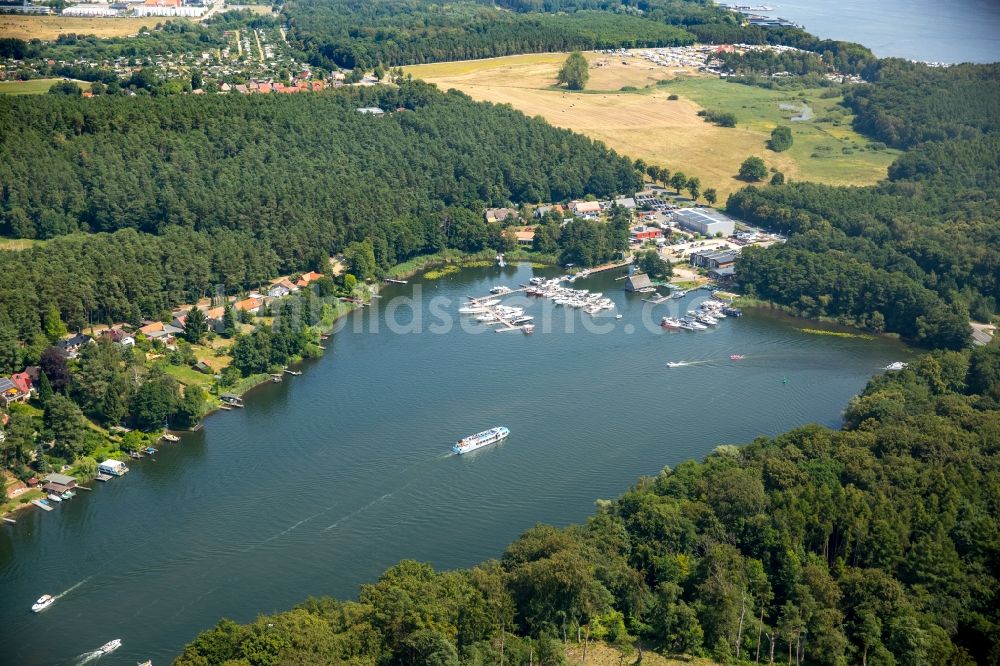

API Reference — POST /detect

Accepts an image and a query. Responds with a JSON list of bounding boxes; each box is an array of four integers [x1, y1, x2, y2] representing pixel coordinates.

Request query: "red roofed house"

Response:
[[11, 372, 32, 395], [295, 271, 324, 288], [234, 297, 262, 313]]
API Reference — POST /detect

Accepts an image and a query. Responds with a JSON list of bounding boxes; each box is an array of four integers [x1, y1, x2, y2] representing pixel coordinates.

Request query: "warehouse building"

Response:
[[673, 208, 736, 237]]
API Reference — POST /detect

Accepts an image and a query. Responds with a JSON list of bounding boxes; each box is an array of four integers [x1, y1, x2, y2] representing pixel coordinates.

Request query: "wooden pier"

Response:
[[463, 290, 531, 333]]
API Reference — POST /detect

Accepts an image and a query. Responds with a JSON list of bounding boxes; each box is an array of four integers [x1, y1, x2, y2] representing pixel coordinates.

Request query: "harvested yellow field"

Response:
[[0, 15, 150, 40], [406, 53, 895, 199]]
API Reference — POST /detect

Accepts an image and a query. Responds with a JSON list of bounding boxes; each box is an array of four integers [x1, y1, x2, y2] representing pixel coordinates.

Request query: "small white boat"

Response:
[[46, 493, 63, 503], [98, 639, 122, 654], [161, 433, 180, 443], [666, 361, 687, 368], [885, 361, 908, 371], [32, 594, 55, 612], [521, 324, 534, 334]]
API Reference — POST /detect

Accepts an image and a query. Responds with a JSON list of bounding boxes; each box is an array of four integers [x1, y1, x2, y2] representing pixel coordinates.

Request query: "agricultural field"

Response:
[[0, 78, 82, 95], [0, 15, 150, 40], [405, 52, 898, 198]]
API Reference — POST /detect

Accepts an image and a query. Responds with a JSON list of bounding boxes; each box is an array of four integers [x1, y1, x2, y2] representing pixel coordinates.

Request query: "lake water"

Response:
[[768, 0, 1000, 64], [0, 264, 912, 665]]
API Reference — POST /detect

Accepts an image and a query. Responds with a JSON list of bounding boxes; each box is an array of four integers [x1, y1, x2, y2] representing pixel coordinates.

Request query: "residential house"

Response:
[[0, 377, 28, 407], [204, 306, 226, 333], [503, 226, 536, 247], [11, 371, 32, 396], [56, 333, 92, 358], [295, 272, 324, 288], [569, 200, 601, 216], [533, 204, 564, 219], [624, 273, 653, 292], [234, 297, 262, 314], [102, 328, 135, 347], [267, 278, 299, 299], [138, 321, 183, 345], [485, 207, 518, 224]]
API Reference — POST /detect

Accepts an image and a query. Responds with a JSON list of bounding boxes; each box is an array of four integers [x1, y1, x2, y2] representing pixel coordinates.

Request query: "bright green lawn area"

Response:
[[163, 363, 216, 389], [655, 77, 900, 186], [0, 78, 84, 95]]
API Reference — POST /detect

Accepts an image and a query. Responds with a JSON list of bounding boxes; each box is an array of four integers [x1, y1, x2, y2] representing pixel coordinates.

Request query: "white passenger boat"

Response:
[[98, 639, 122, 654], [452, 427, 510, 454], [32, 594, 55, 612]]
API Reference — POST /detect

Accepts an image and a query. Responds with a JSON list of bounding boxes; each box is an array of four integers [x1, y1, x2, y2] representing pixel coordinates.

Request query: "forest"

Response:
[[725, 60, 1000, 349], [175, 343, 1000, 665], [843, 60, 1000, 149], [284, 0, 693, 70], [0, 81, 639, 345]]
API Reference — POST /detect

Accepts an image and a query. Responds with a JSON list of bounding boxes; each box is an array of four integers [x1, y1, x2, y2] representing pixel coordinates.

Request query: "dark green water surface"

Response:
[[0, 264, 912, 664]]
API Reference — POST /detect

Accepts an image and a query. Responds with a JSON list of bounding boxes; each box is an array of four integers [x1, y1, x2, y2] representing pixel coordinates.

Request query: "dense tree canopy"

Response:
[[844, 60, 1000, 149], [728, 134, 999, 347], [0, 82, 639, 345]]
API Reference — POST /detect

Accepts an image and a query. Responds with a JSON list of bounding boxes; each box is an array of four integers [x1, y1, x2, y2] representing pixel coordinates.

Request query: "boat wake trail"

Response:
[[240, 508, 333, 552], [57, 576, 92, 600], [74, 650, 103, 665], [324, 492, 394, 531]]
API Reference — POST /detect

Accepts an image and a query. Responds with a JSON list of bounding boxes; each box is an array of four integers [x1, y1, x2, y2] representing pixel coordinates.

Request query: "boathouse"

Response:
[[42, 473, 78, 495], [624, 273, 653, 292]]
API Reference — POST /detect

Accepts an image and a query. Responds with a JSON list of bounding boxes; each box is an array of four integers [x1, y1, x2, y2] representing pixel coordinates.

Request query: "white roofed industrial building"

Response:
[[673, 208, 736, 237]]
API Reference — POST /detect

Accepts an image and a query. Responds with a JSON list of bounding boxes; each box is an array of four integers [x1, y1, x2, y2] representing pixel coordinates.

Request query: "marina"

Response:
[[0, 264, 912, 665]]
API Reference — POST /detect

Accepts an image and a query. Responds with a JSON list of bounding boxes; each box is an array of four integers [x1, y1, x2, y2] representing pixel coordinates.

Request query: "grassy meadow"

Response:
[[0, 78, 85, 95], [0, 15, 150, 40], [405, 52, 898, 198]]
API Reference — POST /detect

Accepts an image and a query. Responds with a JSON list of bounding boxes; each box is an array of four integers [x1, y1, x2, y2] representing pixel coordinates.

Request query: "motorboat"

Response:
[[885, 361, 908, 371], [98, 639, 122, 654], [660, 317, 682, 329], [666, 361, 687, 368], [730, 354, 745, 361], [32, 594, 55, 612]]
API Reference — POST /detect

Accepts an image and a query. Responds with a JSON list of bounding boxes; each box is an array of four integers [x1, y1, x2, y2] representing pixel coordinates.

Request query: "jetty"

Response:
[[385, 278, 408, 285], [462, 291, 534, 334], [284, 369, 302, 376], [31, 499, 53, 511]]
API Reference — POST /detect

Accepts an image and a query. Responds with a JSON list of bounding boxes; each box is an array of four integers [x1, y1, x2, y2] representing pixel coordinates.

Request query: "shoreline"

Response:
[[735, 296, 905, 343], [3, 252, 562, 519]]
